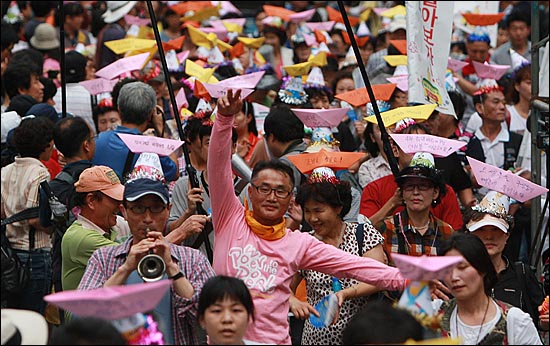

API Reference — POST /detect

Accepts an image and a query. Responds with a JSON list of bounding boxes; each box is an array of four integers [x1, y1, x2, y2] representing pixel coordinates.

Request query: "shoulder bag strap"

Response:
[[121, 151, 136, 183], [355, 223, 364, 257], [513, 261, 537, 322], [1, 207, 40, 227], [394, 213, 407, 254]]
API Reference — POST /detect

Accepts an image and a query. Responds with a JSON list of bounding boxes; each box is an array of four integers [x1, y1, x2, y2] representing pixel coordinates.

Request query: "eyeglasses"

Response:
[[401, 182, 434, 192], [251, 184, 291, 199], [127, 205, 167, 214]]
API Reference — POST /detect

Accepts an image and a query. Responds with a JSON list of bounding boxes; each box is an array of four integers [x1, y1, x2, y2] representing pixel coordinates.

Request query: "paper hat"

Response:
[[339, 46, 358, 70], [447, 57, 469, 72], [466, 156, 549, 203], [357, 21, 371, 37], [468, 191, 512, 233], [393, 253, 463, 282], [75, 166, 125, 201], [44, 280, 172, 320], [395, 152, 445, 187], [278, 76, 308, 105], [126, 152, 166, 185], [380, 5, 406, 19], [364, 103, 436, 128], [305, 21, 335, 32], [104, 37, 155, 55], [291, 108, 348, 128], [365, 100, 392, 116], [472, 61, 510, 80], [305, 127, 340, 153], [263, 4, 294, 22], [389, 40, 407, 55], [466, 25, 491, 44], [286, 148, 364, 174], [117, 133, 184, 157], [180, 4, 220, 23], [326, 5, 359, 26], [510, 49, 530, 71], [335, 83, 396, 107], [462, 12, 505, 27], [383, 55, 407, 67], [308, 166, 339, 184], [95, 52, 150, 80], [473, 78, 504, 96]]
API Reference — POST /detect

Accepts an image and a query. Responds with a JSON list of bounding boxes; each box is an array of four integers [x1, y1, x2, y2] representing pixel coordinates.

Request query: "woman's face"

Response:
[[359, 43, 374, 65], [401, 178, 439, 213], [515, 77, 532, 102], [303, 199, 343, 239], [200, 296, 250, 345], [294, 44, 311, 63], [390, 89, 408, 109], [470, 226, 509, 259], [444, 249, 485, 300], [264, 32, 281, 48], [233, 110, 251, 135], [97, 110, 121, 132], [335, 78, 355, 95], [309, 94, 330, 109]]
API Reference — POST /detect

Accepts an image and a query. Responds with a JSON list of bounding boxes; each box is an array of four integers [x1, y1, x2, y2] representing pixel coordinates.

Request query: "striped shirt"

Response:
[[1, 157, 51, 249], [78, 237, 216, 345], [375, 210, 455, 265]]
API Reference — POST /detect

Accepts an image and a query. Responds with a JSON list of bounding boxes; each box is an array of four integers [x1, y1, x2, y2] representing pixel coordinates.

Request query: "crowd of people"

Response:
[[1, 1, 549, 345]]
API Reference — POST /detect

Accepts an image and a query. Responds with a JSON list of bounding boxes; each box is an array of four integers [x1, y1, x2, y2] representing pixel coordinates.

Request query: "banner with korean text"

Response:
[[406, 1, 456, 117]]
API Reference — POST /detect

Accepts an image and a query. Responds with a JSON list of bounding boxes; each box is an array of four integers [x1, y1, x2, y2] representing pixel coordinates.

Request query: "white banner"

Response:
[[407, 1, 456, 117]]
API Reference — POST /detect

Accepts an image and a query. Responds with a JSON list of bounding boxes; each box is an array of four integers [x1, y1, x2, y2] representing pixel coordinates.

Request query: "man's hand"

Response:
[[289, 295, 319, 320], [217, 89, 242, 117], [186, 185, 205, 215]]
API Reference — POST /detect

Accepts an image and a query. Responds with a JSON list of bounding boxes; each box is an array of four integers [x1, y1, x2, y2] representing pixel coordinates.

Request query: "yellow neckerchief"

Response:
[[244, 199, 287, 241]]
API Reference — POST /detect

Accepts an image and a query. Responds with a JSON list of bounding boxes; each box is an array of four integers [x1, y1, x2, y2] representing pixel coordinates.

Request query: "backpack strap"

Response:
[[512, 261, 538, 323], [355, 223, 364, 257], [1, 207, 40, 227], [54, 170, 74, 184]]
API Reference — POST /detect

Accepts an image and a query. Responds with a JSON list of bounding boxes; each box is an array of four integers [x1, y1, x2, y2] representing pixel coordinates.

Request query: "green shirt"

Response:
[[61, 218, 119, 291]]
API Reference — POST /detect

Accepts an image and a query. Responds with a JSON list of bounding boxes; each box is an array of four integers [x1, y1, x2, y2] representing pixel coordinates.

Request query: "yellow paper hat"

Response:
[[104, 38, 156, 55]]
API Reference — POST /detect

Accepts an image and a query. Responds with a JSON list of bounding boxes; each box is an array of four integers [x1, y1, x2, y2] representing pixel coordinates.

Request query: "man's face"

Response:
[[123, 195, 170, 242], [478, 91, 507, 123], [92, 192, 123, 232], [65, 14, 84, 31], [466, 41, 490, 63], [508, 20, 530, 46], [248, 169, 293, 226]]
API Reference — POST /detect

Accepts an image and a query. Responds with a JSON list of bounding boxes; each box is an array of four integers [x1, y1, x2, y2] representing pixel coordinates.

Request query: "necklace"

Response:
[[411, 221, 430, 232], [455, 297, 491, 345]]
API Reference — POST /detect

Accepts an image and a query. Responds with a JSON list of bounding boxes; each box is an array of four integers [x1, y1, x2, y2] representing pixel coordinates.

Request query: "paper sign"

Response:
[[289, 8, 316, 23], [104, 38, 156, 55], [467, 156, 549, 203], [95, 52, 150, 80], [217, 71, 266, 89], [79, 78, 118, 96], [117, 133, 184, 156], [175, 87, 188, 110], [124, 14, 151, 26], [472, 61, 510, 80], [365, 103, 437, 128], [202, 83, 254, 99], [305, 21, 335, 32], [335, 84, 397, 107], [392, 254, 463, 281], [447, 57, 469, 72], [390, 134, 466, 158], [286, 149, 365, 174], [291, 108, 348, 128], [44, 280, 171, 320]]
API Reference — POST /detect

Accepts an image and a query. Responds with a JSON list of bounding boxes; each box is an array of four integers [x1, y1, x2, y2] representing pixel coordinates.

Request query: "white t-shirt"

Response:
[[433, 299, 542, 345], [506, 104, 528, 135]]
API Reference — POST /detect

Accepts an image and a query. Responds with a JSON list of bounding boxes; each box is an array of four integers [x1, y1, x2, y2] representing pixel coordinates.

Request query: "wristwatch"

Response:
[[169, 272, 184, 281]]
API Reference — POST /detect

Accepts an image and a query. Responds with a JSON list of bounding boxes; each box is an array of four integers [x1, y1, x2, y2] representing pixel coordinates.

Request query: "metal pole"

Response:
[[145, 1, 213, 263], [59, 1, 66, 118], [336, 1, 400, 176], [529, 1, 542, 271]]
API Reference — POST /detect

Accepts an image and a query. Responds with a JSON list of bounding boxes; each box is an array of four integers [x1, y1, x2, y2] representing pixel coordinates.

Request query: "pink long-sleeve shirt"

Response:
[[208, 113, 406, 345]]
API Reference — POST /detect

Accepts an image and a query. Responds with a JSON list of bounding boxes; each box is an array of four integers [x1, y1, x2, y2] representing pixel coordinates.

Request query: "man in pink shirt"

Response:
[[208, 90, 407, 345]]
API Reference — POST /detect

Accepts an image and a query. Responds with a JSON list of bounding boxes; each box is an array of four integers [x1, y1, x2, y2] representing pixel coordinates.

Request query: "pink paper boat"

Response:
[[291, 108, 348, 128], [95, 52, 150, 80], [389, 134, 466, 158]]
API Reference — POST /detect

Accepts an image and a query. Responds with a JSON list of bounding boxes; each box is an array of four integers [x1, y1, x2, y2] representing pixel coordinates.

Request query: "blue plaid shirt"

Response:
[[78, 237, 216, 345]]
